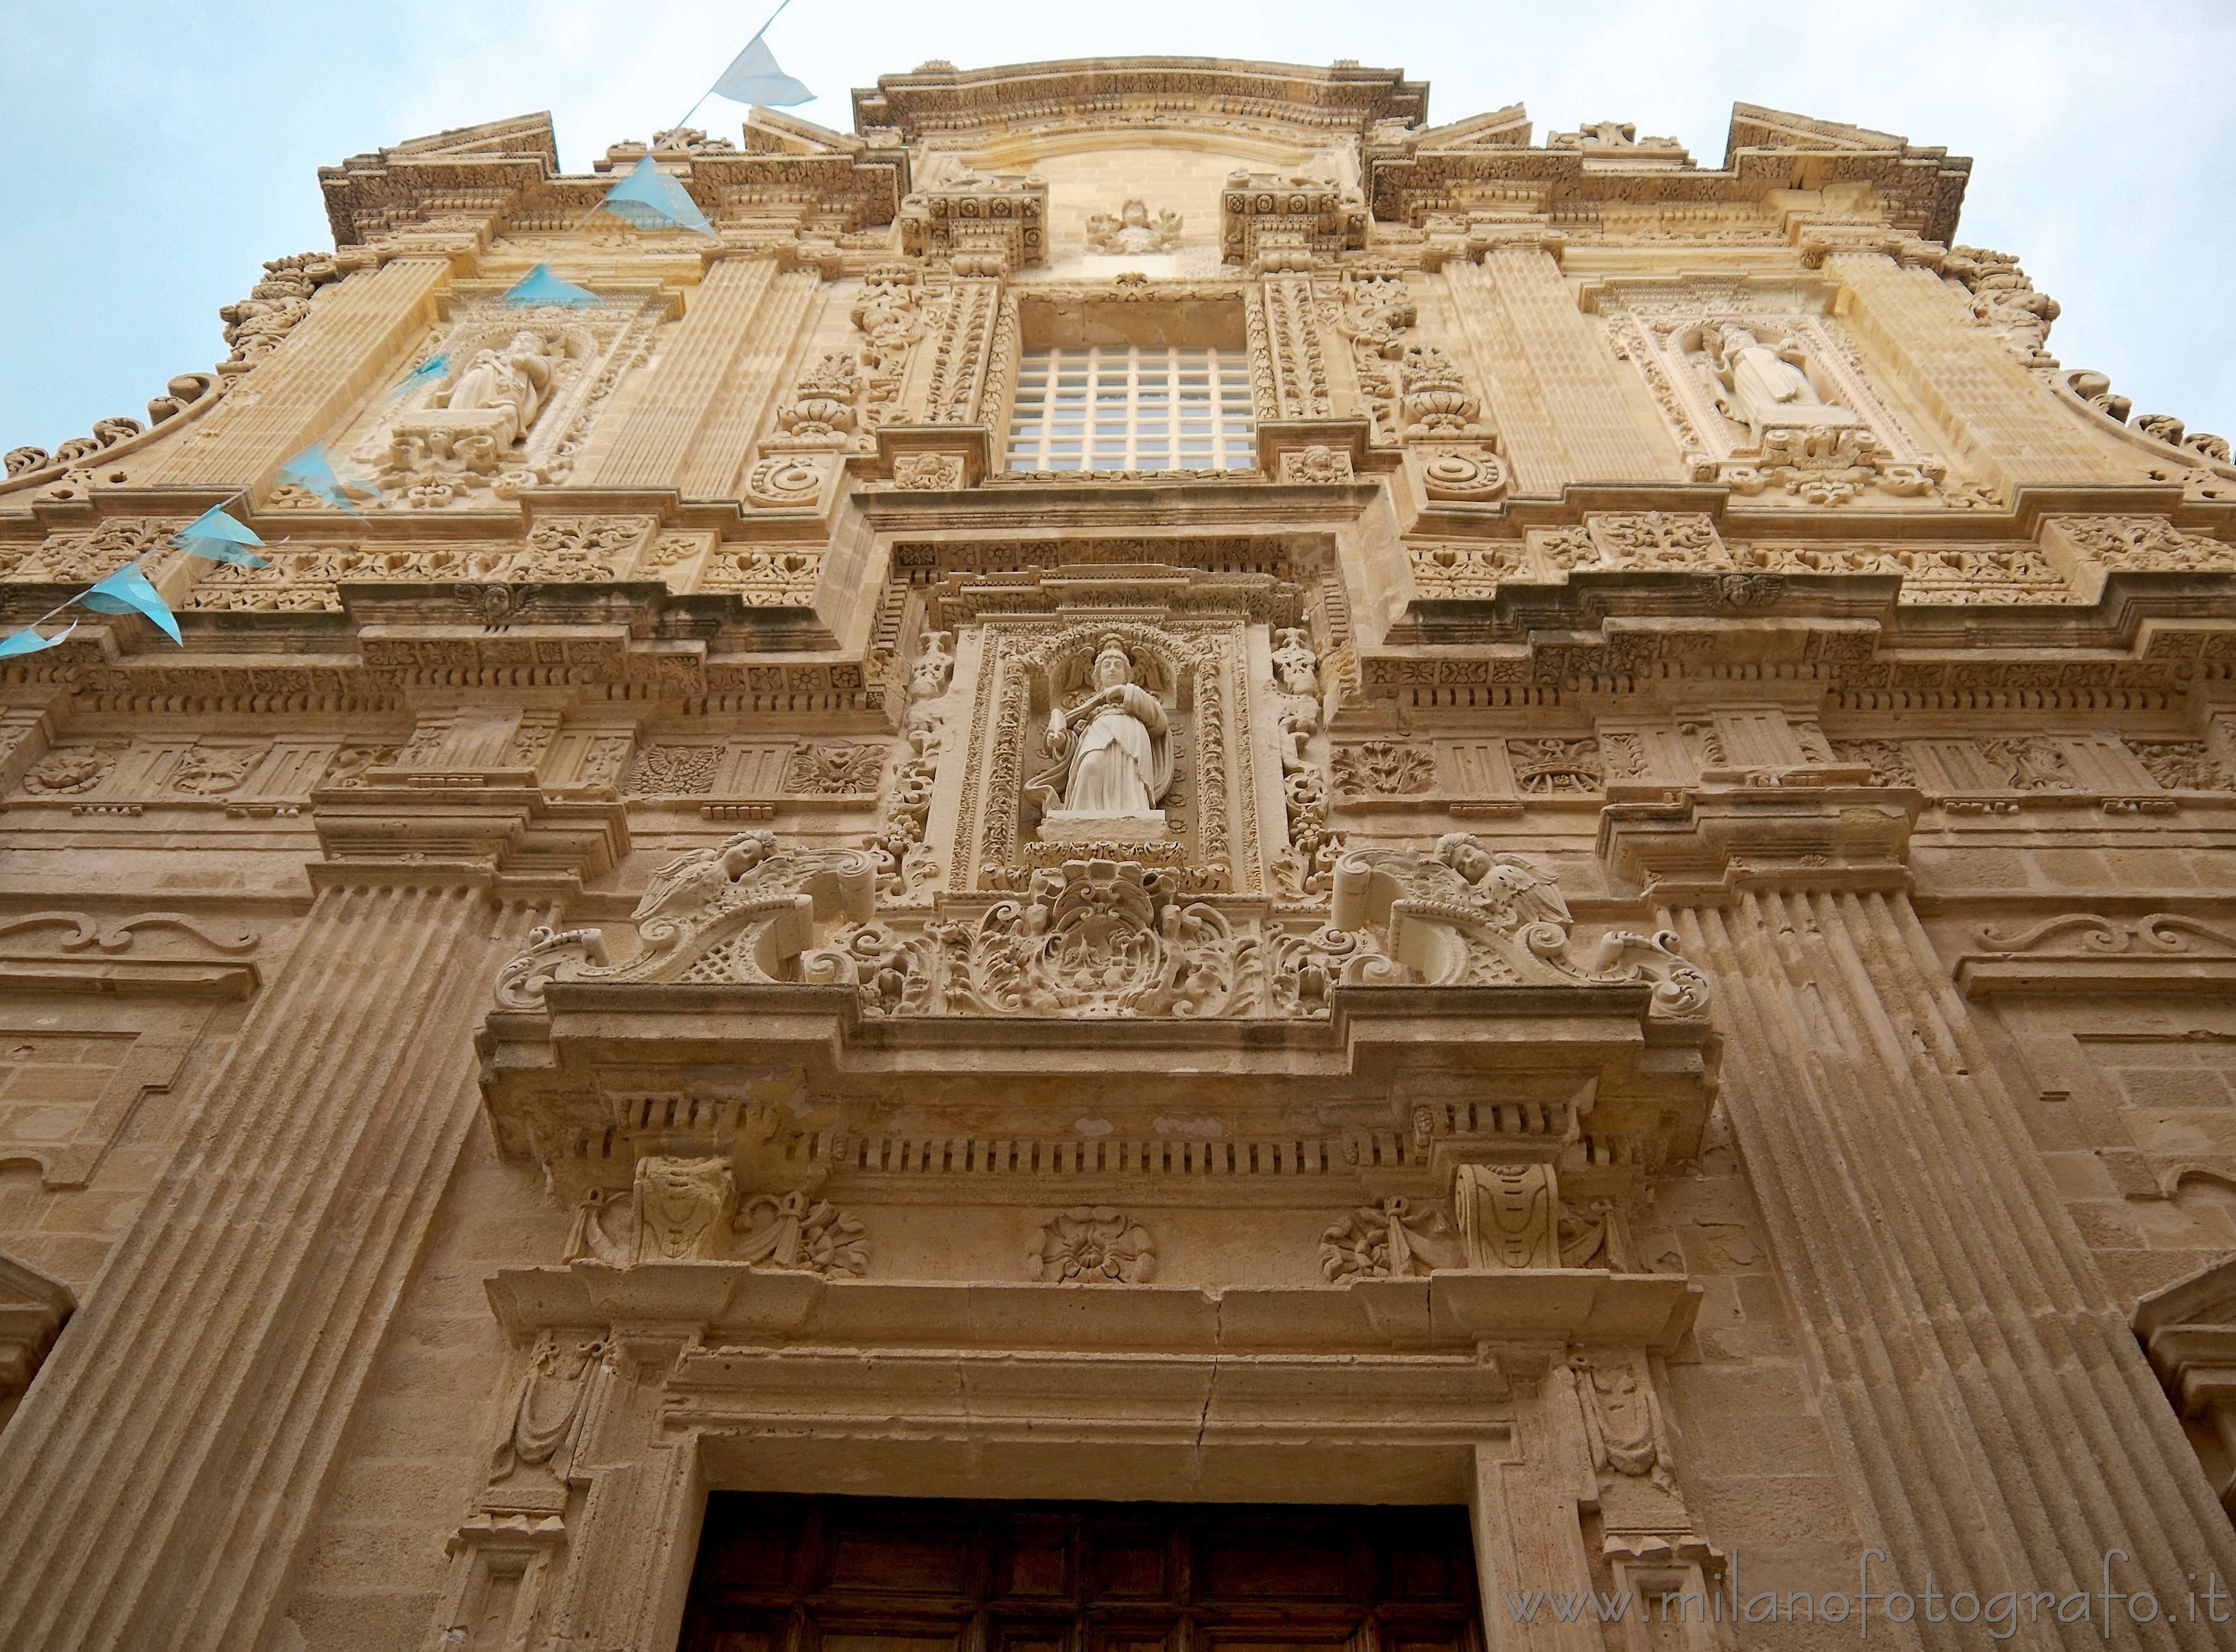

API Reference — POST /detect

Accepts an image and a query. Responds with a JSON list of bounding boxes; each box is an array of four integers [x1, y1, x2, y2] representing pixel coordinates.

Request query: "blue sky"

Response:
[[3, 1, 2230, 456]]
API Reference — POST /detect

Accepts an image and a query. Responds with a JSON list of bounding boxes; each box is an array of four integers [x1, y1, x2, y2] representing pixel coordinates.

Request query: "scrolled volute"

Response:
[[490, 832, 877, 1009], [1329, 834, 1711, 1014], [493, 926, 610, 1012]]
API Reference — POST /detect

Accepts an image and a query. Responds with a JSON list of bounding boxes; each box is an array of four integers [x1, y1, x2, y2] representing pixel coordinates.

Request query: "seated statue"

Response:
[[1705, 324, 1860, 438]]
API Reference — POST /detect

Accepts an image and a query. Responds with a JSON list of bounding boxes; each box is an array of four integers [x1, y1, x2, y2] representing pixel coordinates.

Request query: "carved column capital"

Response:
[[310, 776, 630, 897], [1596, 782, 1919, 906]]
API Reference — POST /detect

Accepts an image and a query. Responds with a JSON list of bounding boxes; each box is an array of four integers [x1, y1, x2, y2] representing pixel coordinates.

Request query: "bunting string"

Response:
[[2, 14, 818, 661], [0, 495, 267, 658]]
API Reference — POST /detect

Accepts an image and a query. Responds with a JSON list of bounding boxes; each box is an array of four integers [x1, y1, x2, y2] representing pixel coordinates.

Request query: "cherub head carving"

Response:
[[1435, 831, 1494, 886], [719, 829, 778, 880]]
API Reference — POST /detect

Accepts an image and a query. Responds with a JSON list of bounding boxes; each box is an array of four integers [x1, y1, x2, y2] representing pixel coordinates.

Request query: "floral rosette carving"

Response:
[[1033, 1206, 1155, 1283]]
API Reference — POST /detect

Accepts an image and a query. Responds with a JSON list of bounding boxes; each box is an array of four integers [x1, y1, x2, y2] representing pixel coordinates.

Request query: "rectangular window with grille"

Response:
[[1006, 346, 1255, 473]]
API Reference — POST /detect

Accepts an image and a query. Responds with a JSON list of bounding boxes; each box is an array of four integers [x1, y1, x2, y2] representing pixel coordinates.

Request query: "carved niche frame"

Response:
[[1585, 275, 1944, 498], [944, 589, 1284, 896], [298, 282, 676, 511]]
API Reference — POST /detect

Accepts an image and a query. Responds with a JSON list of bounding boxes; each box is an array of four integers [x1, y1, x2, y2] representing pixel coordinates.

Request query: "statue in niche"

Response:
[[437, 328, 559, 447], [1085, 199, 1184, 256], [1032, 637, 1172, 821], [1703, 324, 1860, 439]]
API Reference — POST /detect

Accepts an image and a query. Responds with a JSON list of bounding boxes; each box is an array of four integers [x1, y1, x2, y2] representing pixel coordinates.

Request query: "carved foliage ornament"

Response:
[[1085, 200, 1183, 255], [1331, 268, 1487, 447], [1331, 742, 1435, 798]]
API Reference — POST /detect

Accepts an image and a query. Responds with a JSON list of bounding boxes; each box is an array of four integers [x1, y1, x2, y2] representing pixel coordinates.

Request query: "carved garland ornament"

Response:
[[493, 831, 1712, 1025]]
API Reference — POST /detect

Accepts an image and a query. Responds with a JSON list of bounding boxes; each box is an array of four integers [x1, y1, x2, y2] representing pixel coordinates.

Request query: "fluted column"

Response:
[[0, 863, 550, 1652], [1446, 243, 1675, 487], [1603, 788, 2236, 1647], [146, 257, 453, 485], [1825, 251, 2116, 485]]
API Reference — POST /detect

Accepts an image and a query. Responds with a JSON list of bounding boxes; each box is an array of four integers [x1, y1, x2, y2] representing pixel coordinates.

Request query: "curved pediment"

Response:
[[853, 57, 1428, 150]]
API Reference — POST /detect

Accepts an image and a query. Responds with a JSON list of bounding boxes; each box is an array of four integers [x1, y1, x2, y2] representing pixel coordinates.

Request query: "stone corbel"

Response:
[[1257, 419, 1376, 484], [874, 423, 989, 490], [1220, 173, 1366, 271], [2135, 1258, 2236, 1519], [769, 235, 846, 280], [311, 769, 631, 899], [898, 177, 1047, 274], [1791, 222, 1910, 269], [0, 1250, 74, 1434], [331, 213, 495, 278]]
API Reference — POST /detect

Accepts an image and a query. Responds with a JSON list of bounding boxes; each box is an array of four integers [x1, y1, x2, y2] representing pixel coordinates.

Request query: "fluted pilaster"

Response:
[[0, 873, 547, 1652], [1447, 246, 1675, 487], [1605, 790, 2236, 1647], [580, 255, 808, 496], [1826, 251, 2119, 486], [145, 257, 452, 486]]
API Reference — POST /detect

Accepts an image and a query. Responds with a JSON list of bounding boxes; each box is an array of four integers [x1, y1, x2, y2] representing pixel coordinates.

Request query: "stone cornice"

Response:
[[1371, 106, 1972, 244], [319, 110, 905, 250], [309, 774, 630, 894], [853, 58, 1428, 146], [485, 1266, 1703, 1354]]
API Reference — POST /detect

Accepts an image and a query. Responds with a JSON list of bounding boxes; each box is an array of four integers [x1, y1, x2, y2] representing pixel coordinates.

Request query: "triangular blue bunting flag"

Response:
[[173, 504, 270, 567], [392, 352, 451, 397], [601, 155, 717, 237], [711, 33, 813, 106], [501, 264, 603, 308], [0, 621, 76, 659], [81, 564, 182, 644], [275, 445, 376, 516]]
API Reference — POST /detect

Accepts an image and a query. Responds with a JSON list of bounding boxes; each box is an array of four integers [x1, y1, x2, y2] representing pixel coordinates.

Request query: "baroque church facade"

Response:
[[3, 54, 2236, 1651]]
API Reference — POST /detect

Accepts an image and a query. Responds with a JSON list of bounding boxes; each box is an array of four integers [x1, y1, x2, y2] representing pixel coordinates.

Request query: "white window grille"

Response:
[[1006, 346, 1256, 473]]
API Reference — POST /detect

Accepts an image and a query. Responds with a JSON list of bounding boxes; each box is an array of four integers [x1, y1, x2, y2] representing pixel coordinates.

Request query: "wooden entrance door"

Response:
[[678, 1496, 1485, 1652]]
